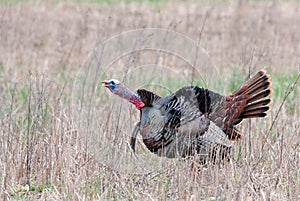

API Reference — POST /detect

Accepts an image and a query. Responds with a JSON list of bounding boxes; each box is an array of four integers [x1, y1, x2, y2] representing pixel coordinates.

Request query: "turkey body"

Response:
[[137, 86, 233, 163]]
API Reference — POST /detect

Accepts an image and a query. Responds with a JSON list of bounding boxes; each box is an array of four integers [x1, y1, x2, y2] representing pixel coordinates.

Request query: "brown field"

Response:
[[0, 0, 299, 200]]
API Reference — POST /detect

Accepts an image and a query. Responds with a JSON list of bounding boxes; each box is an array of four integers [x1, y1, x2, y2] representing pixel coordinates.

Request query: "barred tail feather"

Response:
[[239, 107, 269, 118], [243, 99, 271, 111]]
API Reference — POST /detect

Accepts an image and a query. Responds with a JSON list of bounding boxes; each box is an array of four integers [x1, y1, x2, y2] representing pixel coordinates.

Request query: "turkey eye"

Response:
[[110, 81, 115, 85]]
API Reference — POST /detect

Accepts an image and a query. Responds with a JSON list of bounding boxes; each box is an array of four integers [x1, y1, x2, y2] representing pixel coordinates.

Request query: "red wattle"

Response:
[[130, 96, 145, 110], [135, 101, 145, 110]]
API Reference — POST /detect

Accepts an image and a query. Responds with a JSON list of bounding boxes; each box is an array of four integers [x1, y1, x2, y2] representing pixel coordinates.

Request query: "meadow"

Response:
[[0, 0, 299, 200]]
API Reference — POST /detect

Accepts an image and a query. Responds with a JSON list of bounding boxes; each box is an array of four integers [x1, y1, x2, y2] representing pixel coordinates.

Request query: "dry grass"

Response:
[[0, 0, 299, 200]]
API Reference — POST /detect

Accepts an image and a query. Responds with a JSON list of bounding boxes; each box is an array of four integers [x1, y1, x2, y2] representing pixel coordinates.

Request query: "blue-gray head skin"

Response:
[[102, 79, 145, 109]]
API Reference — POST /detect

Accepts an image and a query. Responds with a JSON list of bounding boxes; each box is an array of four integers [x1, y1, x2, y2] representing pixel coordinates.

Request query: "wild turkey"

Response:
[[102, 70, 272, 164]]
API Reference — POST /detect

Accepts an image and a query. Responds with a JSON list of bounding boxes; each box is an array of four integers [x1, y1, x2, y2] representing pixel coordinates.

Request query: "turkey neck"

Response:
[[116, 87, 145, 109]]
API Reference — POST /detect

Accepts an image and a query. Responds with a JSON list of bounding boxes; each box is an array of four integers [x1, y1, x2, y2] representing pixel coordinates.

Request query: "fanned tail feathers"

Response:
[[236, 70, 272, 119], [224, 70, 272, 140]]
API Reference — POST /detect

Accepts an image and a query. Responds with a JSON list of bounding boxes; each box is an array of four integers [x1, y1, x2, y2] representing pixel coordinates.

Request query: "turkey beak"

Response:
[[102, 80, 109, 88]]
